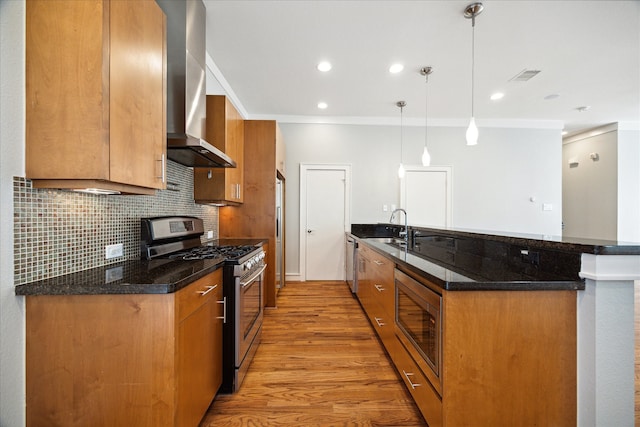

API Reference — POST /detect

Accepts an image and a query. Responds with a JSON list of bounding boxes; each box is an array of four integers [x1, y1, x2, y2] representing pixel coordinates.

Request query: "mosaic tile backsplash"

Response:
[[14, 160, 218, 285]]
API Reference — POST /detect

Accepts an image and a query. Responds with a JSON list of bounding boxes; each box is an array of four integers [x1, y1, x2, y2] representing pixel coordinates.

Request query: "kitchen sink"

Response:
[[367, 237, 408, 247]]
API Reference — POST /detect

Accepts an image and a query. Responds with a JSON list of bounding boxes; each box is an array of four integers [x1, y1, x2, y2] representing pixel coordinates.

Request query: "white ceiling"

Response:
[[203, 1, 640, 136]]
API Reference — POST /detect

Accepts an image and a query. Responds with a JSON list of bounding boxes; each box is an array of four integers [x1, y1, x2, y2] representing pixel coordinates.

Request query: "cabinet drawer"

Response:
[[370, 272, 394, 316], [364, 300, 395, 352], [176, 269, 223, 323], [392, 336, 443, 427]]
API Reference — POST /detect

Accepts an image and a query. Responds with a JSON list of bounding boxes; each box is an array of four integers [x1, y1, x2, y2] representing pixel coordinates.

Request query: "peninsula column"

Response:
[[578, 254, 640, 426]]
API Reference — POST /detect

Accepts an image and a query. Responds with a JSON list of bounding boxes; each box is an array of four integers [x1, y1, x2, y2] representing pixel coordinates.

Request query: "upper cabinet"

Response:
[[25, 0, 167, 195], [194, 95, 244, 205], [275, 124, 286, 178]]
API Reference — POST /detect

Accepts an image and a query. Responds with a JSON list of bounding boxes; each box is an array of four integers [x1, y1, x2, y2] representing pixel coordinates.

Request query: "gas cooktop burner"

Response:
[[168, 244, 258, 261]]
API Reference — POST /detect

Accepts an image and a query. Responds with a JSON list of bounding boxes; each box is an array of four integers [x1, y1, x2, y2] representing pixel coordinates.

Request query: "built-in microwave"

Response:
[[395, 268, 442, 392]]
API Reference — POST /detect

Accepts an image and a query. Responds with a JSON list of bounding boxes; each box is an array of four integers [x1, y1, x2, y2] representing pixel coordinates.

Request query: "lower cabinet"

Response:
[[176, 271, 224, 426], [356, 244, 395, 352], [25, 269, 224, 427], [391, 335, 443, 427], [356, 242, 577, 427]]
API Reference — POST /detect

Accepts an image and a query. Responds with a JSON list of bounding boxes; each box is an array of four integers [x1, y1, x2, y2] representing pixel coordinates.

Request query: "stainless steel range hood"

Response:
[[156, 0, 236, 168]]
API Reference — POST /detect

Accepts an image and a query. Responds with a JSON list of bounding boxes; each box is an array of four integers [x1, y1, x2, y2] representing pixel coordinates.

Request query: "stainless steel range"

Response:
[[141, 216, 266, 393]]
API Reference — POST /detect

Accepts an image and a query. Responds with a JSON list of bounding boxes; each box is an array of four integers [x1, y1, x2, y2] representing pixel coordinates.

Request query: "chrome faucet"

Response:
[[389, 208, 408, 246]]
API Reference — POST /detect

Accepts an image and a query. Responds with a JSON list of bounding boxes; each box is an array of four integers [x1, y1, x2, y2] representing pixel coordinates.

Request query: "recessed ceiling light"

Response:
[[490, 92, 504, 101], [544, 93, 560, 100], [389, 63, 404, 74], [576, 106, 591, 112], [317, 61, 332, 72], [317, 102, 328, 109]]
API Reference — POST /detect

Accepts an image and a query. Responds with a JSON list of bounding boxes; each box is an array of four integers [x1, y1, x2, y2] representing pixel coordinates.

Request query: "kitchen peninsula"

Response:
[[351, 223, 640, 426]]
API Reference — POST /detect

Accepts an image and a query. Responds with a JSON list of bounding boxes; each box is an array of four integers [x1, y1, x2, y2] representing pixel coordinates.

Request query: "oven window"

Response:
[[396, 285, 439, 375], [241, 275, 262, 339]]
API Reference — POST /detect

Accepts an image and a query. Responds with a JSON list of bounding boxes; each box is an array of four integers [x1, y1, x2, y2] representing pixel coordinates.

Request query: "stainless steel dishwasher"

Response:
[[346, 235, 358, 293]]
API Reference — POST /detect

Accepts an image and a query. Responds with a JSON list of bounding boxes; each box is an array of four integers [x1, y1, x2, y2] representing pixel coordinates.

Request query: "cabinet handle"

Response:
[[157, 154, 166, 183], [402, 370, 422, 390], [374, 284, 385, 292], [373, 260, 384, 266], [217, 296, 227, 323], [197, 284, 217, 296], [374, 317, 386, 327]]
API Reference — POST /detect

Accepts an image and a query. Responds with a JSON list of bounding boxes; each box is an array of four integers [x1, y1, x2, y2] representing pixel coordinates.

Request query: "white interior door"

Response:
[[300, 165, 350, 281], [400, 167, 452, 227]]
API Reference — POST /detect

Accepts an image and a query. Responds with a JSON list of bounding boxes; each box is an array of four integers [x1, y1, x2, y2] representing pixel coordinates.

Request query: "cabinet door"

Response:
[[109, 0, 166, 189], [194, 96, 244, 204], [26, 0, 109, 180], [356, 248, 372, 312], [176, 270, 223, 426], [275, 123, 285, 177]]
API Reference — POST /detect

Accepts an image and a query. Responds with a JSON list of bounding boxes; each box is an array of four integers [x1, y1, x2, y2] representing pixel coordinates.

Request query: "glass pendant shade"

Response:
[[398, 163, 405, 178], [466, 116, 478, 146], [421, 146, 431, 166], [465, 3, 483, 146]]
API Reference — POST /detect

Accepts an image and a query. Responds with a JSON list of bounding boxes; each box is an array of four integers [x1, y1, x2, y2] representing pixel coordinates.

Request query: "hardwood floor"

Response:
[[199, 281, 426, 426]]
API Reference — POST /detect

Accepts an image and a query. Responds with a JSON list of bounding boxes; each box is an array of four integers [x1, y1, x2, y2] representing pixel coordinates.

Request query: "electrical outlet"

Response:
[[105, 243, 123, 260], [207, 230, 214, 239]]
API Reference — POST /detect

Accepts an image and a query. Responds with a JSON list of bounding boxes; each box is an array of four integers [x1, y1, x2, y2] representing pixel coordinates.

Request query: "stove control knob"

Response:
[[247, 261, 253, 270]]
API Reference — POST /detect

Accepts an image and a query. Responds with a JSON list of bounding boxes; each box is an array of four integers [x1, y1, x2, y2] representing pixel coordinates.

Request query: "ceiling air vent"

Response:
[[509, 69, 541, 82]]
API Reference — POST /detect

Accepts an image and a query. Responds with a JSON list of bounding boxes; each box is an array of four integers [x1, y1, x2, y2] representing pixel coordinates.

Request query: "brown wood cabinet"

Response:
[[25, 269, 224, 427], [25, 0, 167, 195], [357, 244, 395, 352], [355, 242, 577, 427], [219, 120, 285, 307], [194, 95, 244, 205]]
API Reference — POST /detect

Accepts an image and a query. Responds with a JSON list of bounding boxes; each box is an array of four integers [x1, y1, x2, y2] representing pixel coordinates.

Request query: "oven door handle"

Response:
[[240, 264, 268, 288]]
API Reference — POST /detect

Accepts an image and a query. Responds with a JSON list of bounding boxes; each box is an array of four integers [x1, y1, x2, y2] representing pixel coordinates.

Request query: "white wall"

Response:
[[563, 128, 618, 240], [562, 124, 640, 242], [281, 122, 563, 277], [618, 128, 640, 242], [0, 1, 26, 426]]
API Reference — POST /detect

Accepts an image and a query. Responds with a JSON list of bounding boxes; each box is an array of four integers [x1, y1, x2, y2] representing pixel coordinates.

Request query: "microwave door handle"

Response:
[[240, 264, 268, 288]]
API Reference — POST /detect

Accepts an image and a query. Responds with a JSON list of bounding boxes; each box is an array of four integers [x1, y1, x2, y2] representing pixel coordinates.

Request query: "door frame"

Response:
[[399, 166, 453, 227], [299, 163, 352, 282]]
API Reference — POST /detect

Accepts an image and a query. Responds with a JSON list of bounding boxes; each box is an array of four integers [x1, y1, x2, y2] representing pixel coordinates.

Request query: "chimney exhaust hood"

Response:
[[156, 0, 236, 168]]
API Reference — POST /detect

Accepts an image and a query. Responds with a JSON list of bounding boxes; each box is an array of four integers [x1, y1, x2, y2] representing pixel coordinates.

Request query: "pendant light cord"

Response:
[[471, 15, 475, 118], [400, 104, 404, 163], [424, 74, 429, 149]]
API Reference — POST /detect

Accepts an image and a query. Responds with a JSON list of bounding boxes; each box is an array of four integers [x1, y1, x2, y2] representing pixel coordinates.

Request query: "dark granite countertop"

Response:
[[348, 224, 613, 291], [357, 237, 584, 292], [15, 258, 226, 295], [15, 238, 266, 296]]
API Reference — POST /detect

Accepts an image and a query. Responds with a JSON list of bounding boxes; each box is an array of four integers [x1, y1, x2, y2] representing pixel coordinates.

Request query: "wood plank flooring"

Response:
[[199, 281, 426, 426]]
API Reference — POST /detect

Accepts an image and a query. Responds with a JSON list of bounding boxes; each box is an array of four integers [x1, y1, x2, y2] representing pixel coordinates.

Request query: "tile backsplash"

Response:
[[14, 160, 218, 285]]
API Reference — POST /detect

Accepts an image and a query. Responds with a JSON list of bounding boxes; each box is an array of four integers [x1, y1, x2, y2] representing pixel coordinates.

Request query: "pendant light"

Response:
[[464, 2, 483, 146], [420, 66, 433, 166], [396, 101, 406, 178]]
